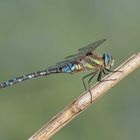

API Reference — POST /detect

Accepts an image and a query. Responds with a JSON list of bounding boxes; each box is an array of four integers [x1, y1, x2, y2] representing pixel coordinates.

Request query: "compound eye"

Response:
[[105, 55, 109, 65]]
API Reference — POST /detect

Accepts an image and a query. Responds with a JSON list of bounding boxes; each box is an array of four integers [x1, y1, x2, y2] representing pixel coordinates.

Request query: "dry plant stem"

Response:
[[28, 53, 140, 140]]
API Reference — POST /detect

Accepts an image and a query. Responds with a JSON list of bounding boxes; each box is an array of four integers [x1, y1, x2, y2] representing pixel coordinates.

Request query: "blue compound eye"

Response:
[[103, 53, 112, 65]]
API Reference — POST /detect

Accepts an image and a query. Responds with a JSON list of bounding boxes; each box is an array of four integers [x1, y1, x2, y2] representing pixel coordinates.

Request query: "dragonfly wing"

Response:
[[57, 58, 77, 65], [56, 54, 84, 68], [78, 39, 107, 54], [56, 59, 74, 67], [54, 39, 106, 68], [65, 53, 83, 59]]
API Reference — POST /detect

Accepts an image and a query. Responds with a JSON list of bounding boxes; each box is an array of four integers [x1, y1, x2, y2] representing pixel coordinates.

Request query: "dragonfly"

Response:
[[0, 39, 115, 90]]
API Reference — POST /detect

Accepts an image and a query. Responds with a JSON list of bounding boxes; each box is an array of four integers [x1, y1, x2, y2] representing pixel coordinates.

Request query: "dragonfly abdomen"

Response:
[[0, 68, 62, 88], [62, 63, 83, 73]]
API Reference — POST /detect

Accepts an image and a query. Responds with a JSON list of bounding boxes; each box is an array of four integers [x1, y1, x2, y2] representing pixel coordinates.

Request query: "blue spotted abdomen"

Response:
[[62, 63, 83, 73]]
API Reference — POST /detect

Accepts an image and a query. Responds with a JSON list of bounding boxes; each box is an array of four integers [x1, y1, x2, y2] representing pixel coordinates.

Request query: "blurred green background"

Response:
[[0, 0, 140, 140]]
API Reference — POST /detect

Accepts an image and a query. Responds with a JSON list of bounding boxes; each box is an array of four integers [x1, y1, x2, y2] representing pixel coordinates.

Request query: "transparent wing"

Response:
[[56, 55, 84, 68], [64, 39, 106, 60], [54, 39, 106, 68], [78, 39, 107, 54], [65, 53, 83, 59], [56, 57, 78, 66]]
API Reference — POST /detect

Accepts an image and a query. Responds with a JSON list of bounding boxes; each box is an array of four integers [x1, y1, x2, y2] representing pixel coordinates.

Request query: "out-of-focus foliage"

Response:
[[0, 0, 140, 140]]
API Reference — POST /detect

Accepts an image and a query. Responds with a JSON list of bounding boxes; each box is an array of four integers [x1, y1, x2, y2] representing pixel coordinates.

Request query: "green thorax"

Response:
[[82, 56, 103, 70]]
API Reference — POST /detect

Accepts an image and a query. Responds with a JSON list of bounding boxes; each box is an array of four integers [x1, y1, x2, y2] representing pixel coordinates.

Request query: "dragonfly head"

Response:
[[102, 53, 115, 70]]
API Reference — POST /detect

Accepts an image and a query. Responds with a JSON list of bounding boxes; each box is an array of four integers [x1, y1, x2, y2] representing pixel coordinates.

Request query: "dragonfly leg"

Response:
[[103, 69, 109, 75], [101, 68, 123, 82], [102, 69, 120, 82], [105, 68, 122, 73], [97, 70, 116, 84], [82, 72, 94, 91], [97, 70, 102, 81], [102, 69, 116, 82], [87, 72, 98, 89], [87, 71, 98, 103]]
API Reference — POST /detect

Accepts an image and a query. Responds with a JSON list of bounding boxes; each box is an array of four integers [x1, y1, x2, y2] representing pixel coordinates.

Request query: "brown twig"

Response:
[[28, 53, 140, 140]]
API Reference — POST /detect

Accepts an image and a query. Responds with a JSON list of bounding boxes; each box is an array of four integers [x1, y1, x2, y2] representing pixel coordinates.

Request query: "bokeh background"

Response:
[[0, 0, 140, 140]]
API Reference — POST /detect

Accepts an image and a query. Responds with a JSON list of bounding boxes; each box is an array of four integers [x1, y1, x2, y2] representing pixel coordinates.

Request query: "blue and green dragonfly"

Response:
[[0, 39, 115, 90]]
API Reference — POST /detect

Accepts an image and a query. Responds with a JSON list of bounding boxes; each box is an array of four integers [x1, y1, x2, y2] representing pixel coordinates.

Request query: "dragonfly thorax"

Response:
[[102, 53, 114, 70]]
